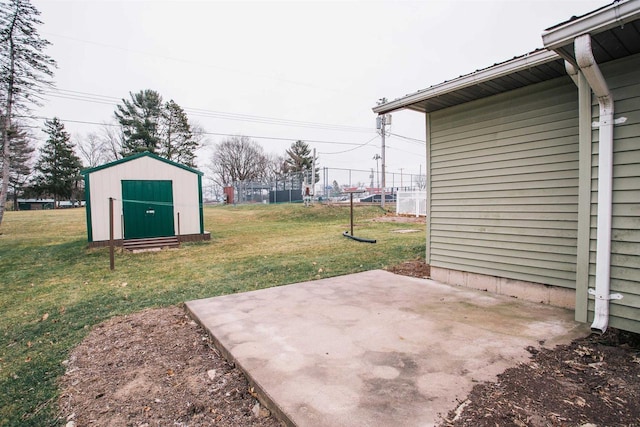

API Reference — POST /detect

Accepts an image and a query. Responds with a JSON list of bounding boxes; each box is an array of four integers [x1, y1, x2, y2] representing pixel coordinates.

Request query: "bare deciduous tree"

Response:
[[264, 153, 287, 182], [100, 122, 124, 163], [209, 136, 267, 187], [414, 173, 426, 190], [76, 132, 108, 168]]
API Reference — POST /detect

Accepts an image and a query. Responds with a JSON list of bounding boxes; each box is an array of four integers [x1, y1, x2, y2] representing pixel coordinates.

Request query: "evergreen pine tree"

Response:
[[115, 91, 201, 166], [284, 140, 318, 182], [115, 89, 163, 156], [32, 117, 82, 206], [7, 123, 34, 209], [160, 100, 198, 168]]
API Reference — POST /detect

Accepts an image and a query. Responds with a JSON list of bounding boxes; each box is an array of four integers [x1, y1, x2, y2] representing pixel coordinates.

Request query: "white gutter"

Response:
[[372, 49, 559, 115], [573, 34, 623, 334], [542, 0, 640, 53]]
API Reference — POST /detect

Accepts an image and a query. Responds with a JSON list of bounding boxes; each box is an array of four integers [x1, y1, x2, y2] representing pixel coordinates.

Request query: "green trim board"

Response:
[[80, 151, 204, 177], [84, 174, 93, 242], [198, 175, 204, 234]]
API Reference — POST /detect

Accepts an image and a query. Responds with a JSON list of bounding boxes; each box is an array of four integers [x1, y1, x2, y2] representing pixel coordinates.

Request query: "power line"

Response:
[[318, 135, 378, 155], [31, 115, 371, 147], [386, 145, 425, 157], [388, 132, 426, 145], [201, 131, 368, 146], [43, 88, 374, 133]]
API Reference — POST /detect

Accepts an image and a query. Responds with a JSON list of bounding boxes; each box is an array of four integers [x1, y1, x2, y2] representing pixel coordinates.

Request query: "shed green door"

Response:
[[122, 180, 175, 239]]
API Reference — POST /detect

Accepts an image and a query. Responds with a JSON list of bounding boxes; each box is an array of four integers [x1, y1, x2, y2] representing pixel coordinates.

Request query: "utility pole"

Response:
[[312, 147, 316, 198], [373, 154, 381, 190], [376, 102, 390, 209], [381, 114, 386, 208]]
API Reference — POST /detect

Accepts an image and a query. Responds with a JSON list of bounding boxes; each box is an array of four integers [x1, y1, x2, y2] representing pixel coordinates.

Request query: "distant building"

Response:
[[17, 199, 54, 210]]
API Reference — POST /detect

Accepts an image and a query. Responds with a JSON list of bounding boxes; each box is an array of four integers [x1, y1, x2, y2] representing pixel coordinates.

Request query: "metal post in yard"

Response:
[[109, 197, 115, 271], [177, 212, 181, 243], [350, 192, 355, 236]]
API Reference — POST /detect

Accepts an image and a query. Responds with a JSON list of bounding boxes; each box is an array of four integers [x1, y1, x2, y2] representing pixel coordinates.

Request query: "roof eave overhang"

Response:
[[542, 0, 640, 58], [372, 49, 559, 115]]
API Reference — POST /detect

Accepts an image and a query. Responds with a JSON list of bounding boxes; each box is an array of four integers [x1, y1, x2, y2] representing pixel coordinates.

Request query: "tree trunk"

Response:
[[0, 110, 11, 223], [0, 14, 17, 227]]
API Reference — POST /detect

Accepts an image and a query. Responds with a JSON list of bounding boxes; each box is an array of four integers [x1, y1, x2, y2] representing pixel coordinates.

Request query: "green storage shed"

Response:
[[81, 152, 210, 248]]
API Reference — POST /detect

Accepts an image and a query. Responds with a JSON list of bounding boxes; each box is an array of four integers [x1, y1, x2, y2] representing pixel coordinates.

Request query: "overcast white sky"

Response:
[[31, 0, 606, 187]]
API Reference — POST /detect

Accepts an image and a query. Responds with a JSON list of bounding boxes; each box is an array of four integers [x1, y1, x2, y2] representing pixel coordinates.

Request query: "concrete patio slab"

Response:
[[186, 270, 589, 427]]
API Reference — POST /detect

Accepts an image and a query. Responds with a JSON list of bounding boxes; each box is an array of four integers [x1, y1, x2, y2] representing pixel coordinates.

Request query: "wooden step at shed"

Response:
[[123, 236, 180, 252]]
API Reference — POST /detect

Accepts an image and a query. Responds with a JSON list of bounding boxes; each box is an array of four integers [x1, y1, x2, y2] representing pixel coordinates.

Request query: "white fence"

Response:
[[396, 191, 426, 217]]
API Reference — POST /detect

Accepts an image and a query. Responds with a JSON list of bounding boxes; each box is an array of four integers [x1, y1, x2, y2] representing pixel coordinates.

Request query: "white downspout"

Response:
[[574, 34, 623, 334]]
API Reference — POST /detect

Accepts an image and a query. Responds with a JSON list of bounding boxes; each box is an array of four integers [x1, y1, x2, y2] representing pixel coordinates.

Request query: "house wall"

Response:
[[427, 77, 580, 289], [87, 156, 202, 242], [588, 54, 640, 333]]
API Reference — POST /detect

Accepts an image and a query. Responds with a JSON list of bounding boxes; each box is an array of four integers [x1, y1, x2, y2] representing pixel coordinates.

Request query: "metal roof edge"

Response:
[[81, 151, 204, 176], [542, 0, 640, 50], [372, 49, 559, 115]]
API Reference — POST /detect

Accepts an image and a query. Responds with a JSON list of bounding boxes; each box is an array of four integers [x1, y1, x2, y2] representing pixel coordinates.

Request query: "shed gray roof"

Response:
[[373, 0, 640, 116]]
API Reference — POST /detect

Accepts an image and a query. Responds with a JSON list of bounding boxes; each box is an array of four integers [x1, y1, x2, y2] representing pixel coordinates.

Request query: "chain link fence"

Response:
[[208, 167, 426, 205]]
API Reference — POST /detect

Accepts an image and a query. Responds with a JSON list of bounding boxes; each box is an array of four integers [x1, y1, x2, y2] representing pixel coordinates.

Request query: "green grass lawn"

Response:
[[0, 203, 425, 426]]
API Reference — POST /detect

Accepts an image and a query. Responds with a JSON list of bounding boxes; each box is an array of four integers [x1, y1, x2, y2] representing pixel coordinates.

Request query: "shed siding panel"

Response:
[[588, 54, 640, 333], [89, 156, 201, 241], [429, 77, 579, 288]]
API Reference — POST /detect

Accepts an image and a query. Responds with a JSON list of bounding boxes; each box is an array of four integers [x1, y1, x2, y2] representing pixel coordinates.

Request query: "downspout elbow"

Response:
[[564, 61, 579, 87]]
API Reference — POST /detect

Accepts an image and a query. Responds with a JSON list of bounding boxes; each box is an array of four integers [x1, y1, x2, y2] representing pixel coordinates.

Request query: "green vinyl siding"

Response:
[[428, 77, 579, 288], [587, 54, 640, 334]]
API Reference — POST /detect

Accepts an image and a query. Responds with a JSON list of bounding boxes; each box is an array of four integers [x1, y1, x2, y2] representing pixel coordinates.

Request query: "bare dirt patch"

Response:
[[58, 306, 280, 427], [441, 330, 640, 426], [386, 259, 431, 278], [371, 214, 426, 224]]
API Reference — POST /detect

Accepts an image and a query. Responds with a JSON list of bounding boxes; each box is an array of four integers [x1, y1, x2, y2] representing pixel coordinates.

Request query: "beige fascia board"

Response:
[[372, 49, 559, 115], [542, 0, 640, 51]]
